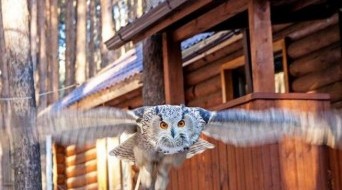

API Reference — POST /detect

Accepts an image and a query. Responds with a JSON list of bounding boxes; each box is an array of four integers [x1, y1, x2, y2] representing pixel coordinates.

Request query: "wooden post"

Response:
[[248, 0, 275, 92], [242, 29, 253, 93], [162, 33, 185, 104]]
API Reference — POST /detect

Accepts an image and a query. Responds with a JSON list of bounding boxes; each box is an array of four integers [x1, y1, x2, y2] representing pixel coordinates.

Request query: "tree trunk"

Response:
[[142, 35, 165, 106], [38, 0, 48, 108], [50, 0, 59, 101], [100, 0, 114, 68], [75, 0, 87, 84], [65, 0, 76, 95], [45, 0, 53, 104], [88, 0, 96, 77], [0, 1, 13, 189], [1, 0, 42, 189], [30, 0, 38, 104]]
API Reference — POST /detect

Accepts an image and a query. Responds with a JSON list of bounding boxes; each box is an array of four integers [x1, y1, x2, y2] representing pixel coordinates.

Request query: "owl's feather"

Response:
[[203, 108, 342, 148], [109, 134, 136, 162], [186, 138, 215, 159], [37, 107, 138, 146]]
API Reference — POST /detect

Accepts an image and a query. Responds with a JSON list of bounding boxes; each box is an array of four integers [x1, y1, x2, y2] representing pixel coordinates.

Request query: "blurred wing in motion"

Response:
[[202, 108, 342, 148], [37, 107, 139, 146]]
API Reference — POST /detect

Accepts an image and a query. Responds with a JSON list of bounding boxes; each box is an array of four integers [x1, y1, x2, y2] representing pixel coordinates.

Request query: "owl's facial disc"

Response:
[[156, 120, 192, 155]]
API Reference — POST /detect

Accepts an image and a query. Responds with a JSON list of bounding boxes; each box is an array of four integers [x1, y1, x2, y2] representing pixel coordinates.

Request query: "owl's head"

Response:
[[133, 105, 211, 154]]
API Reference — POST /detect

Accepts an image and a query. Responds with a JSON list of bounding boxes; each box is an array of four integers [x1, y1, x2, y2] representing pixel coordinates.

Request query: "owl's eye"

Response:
[[160, 121, 168, 129], [177, 120, 185, 127]]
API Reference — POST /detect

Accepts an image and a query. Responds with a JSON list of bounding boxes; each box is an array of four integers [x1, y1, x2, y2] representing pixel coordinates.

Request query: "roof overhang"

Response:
[[105, 0, 340, 50]]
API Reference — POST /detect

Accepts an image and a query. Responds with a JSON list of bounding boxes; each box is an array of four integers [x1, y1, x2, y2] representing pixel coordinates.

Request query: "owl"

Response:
[[4, 105, 341, 189]]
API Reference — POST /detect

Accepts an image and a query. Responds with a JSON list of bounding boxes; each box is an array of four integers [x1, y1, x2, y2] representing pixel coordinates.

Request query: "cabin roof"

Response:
[[49, 32, 221, 110]]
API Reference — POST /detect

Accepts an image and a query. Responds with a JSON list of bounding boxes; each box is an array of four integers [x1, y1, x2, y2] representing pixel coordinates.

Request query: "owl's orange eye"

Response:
[[177, 120, 185, 127], [160, 121, 168, 129]]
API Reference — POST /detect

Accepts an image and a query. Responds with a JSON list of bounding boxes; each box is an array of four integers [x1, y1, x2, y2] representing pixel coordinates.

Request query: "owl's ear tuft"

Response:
[[132, 107, 145, 121], [197, 108, 212, 124]]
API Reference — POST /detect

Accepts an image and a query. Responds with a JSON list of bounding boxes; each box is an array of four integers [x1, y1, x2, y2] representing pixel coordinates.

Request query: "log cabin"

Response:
[[45, 0, 342, 189]]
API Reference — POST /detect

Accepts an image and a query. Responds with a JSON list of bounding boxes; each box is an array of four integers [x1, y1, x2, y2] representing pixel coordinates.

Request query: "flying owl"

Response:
[[33, 105, 342, 189]]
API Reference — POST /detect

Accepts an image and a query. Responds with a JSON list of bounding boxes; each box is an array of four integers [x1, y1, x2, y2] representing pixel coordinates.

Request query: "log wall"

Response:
[[168, 93, 339, 190], [53, 144, 99, 190], [285, 14, 342, 109]]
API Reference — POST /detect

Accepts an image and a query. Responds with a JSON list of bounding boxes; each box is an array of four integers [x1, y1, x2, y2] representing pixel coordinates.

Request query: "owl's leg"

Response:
[[140, 162, 154, 189], [155, 162, 172, 190]]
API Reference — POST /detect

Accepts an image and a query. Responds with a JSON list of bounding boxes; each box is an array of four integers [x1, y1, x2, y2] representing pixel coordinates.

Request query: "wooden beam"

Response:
[[248, 0, 275, 92], [242, 29, 253, 93], [173, 0, 248, 42], [105, 0, 212, 50], [133, 0, 213, 43], [163, 33, 185, 104]]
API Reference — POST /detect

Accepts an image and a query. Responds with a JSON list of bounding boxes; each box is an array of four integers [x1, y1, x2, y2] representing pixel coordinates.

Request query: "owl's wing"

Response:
[[202, 108, 342, 148], [109, 134, 136, 162], [37, 107, 139, 146]]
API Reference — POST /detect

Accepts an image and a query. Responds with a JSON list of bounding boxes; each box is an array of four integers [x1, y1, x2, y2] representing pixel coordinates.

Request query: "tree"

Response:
[[75, 0, 87, 84], [1, 0, 42, 189], [88, 0, 96, 77], [38, 0, 48, 108], [65, 0, 76, 94], [142, 34, 165, 106], [100, 0, 114, 67], [50, 0, 59, 101]]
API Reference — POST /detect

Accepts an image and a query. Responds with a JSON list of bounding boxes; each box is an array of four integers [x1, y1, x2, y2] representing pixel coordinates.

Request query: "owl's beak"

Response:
[[171, 128, 176, 138]]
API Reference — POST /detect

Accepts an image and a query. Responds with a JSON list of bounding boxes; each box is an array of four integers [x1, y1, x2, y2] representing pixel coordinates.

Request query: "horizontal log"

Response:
[[66, 159, 97, 178], [292, 63, 342, 92], [104, 87, 142, 107], [288, 24, 339, 59], [115, 94, 143, 109], [65, 148, 97, 167], [312, 81, 342, 102], [185, 75, 221, 101], [289, 43, 341, 77], [173, 0, 248, 42], [185, 50, 243, 86], [288, 14, 338, 40], [66, 171, 97, 189], [68, 183, 98, 190], [184, 37, 243, 73], [332, 101, 342, 109], [187, 90, 222, 109], [65, 144, 96, 157]]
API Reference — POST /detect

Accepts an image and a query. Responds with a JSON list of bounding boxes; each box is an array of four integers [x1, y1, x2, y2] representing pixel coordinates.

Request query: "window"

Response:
[[221, 39, 289, 102]]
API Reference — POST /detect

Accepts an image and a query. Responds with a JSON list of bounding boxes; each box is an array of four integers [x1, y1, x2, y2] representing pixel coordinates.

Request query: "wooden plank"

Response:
[[227, 145, 238, 189], [107, 137, 121, 190], [46, 136, 53, 190], [173, 0, 248, 42], [96, 139, 108, 190], [162, 32, 185, 104], [248, 0, 275, 92], [190, 155, 199, 190], [217, 141, 229, 190]]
